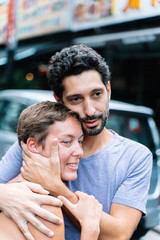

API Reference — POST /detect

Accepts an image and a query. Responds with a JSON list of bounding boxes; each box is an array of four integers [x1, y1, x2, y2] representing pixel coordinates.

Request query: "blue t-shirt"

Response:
[[0, 132, 153, 240]]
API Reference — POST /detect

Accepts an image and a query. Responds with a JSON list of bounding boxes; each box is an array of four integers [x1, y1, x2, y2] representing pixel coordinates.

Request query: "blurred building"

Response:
[[0, 0, 160, 129]]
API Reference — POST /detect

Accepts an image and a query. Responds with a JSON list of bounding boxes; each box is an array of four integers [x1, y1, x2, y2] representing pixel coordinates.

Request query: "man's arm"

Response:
[[21, 142, 144, 240], [99, 203, 142, 240], [0, 141, 22, 182], [51, 183, 141, 239]]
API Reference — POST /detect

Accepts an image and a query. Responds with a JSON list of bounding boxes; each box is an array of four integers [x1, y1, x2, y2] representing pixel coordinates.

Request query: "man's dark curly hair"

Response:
[[47, 44, 111, 100]]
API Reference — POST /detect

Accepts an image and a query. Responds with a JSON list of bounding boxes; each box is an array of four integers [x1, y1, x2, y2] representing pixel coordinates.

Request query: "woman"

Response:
[[0, 101, 102, 240]]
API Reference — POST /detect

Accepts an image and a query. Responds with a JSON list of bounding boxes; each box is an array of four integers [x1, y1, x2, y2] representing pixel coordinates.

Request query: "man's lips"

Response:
[[84, 119, 100, 128]]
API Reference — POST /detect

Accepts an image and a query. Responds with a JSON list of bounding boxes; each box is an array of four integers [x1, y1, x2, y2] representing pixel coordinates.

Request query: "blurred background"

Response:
[[0, 1, 160, 239], [0, 0, 160, 134]]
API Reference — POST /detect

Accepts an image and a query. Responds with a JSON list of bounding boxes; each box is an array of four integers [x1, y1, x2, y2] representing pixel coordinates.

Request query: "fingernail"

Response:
[[52, 138, 58, 145], [57, 195, 63, 201], [48, 231, 54, 237], [59, 200, 63, 206], [44, 190, 50, 194], [58, 219, 63, 225]]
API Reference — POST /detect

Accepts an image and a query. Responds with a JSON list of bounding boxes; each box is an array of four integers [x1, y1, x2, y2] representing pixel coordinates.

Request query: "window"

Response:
[[0, 100, 26, 133], [107, 111, 154, 150]]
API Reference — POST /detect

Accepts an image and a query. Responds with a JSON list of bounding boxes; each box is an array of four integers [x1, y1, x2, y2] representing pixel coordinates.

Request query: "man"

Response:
[[0, 44, 152, 240]]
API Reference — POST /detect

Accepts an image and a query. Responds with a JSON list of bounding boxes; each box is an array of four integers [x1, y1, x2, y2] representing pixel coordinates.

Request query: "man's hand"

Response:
[[58, 191, 103, 240], [21, 139, 62, 191], [0, 182, 63, 240]]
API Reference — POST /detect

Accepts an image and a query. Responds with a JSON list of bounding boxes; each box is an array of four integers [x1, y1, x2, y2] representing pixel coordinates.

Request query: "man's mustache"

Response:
[[81, 114, 103, 122]]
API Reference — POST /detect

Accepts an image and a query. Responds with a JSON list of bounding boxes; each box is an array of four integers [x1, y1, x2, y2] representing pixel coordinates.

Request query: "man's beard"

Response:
[[81, 109, 109, 136]]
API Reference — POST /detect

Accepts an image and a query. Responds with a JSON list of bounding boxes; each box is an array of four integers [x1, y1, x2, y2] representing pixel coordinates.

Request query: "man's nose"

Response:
[[83, 98, 95, 117]]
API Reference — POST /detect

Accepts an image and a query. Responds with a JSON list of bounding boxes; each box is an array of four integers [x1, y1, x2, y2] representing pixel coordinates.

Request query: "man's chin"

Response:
[[82, 114, 108, 136], [82, 127, 103, 136]]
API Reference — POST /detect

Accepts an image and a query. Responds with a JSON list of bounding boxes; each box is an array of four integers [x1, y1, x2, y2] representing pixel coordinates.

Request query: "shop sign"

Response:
[[71, 0, 113, 31], [0, 0, 9, 44], [5, 0, 16, 45], [71, 0, 160, 31], [17, 0, 70, 40]]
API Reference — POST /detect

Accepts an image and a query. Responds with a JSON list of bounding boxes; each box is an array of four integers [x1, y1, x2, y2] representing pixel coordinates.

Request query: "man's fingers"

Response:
[[50, 138, 61, 174], [33, 207, 63, 225], [18, 220, 35, 240], [37, 194, 62, 207], [22, 160, 27, 169], [19, 217, 54, 240], [21, 161, 28, 177], [27, 215, 55, 238], [58, 195, 74, 210], [22, 142, 46, 162], [23, 181, 50, 195], [20, 166, 25, 178], [75, 191, 87, 199], [21, 141, 31, 158], [51, 138, 59, 162]]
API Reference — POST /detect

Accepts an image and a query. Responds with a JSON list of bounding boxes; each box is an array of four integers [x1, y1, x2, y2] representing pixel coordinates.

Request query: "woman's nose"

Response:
[[73, 142, 83, 158]]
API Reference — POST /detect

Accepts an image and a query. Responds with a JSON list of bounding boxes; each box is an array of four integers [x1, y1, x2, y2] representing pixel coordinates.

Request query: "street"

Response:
[[139, 225, 160, 240]]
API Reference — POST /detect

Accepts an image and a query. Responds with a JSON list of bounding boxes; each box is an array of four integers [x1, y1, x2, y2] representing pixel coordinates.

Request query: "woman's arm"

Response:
[[28, 204, 64, 240], [0, 203, 64, 240]]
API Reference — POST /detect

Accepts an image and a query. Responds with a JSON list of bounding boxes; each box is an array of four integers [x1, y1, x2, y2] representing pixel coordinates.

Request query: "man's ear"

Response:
[[107, 81, 111, 100], [27, 138, 40, 154], [54, 93, 62, 103]]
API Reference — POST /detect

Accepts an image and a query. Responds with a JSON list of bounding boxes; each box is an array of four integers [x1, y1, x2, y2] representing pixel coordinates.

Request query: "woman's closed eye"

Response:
[[63, 140, 72, 145], [78, 136, 84, 145]]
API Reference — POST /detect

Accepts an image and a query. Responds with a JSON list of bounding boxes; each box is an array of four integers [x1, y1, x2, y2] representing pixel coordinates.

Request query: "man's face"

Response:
[[39, 117, 84, 181], [61, 70, 110, 136]]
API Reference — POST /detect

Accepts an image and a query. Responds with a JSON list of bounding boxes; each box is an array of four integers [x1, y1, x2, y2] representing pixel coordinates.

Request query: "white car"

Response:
[[0, 89, 55, 158], [0, 89, 160, 237]]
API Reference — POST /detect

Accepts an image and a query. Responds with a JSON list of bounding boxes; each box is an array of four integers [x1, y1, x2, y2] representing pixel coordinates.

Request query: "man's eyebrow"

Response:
[[65, 88, 104, 101], [91, 88, 104, 93]]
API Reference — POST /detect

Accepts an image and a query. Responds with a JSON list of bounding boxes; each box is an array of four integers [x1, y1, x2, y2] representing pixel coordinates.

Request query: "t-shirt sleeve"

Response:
[[112, 146, 153, 215], [0, 140, 23, 183]]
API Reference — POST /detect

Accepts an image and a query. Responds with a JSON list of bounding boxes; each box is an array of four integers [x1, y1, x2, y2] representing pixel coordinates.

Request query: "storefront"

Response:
[[0, 0, 160, 129]]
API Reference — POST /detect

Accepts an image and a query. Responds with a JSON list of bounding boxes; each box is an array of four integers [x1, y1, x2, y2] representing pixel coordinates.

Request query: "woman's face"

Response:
[[39, 117, 84, 181]]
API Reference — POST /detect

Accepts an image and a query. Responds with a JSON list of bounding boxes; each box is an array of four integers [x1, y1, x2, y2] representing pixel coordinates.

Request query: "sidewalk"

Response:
[[153, 225, 160, 234], [139, 225, 160, 240]]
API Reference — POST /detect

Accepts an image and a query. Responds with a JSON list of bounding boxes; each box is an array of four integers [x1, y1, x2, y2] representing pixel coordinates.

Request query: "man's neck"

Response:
[[82, 128, 114, 158]]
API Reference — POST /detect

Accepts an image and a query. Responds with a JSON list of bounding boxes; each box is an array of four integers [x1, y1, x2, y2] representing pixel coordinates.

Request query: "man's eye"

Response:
[[71, 97, 79, 102], [94, 91, 101, 97], [69, 96, 82, 104]]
